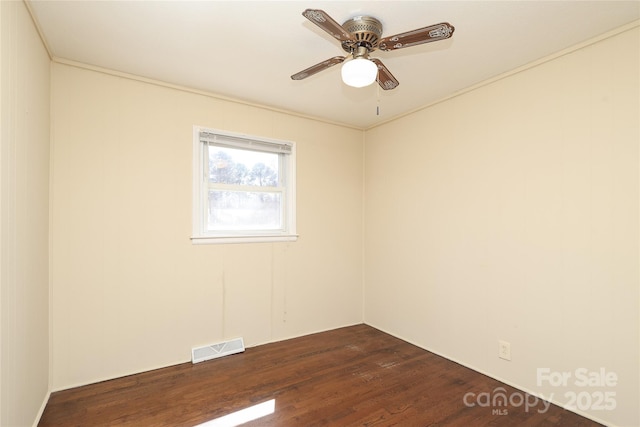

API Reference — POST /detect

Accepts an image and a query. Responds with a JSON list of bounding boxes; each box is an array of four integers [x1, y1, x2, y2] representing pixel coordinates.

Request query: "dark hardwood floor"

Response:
[[39, 324, 602, 426]]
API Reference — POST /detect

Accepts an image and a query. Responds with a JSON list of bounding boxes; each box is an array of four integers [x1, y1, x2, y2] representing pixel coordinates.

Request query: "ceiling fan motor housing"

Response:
[[341, 16, 383, 55]]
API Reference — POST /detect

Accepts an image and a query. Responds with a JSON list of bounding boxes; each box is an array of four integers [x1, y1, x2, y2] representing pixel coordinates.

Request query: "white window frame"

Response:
[[192, 126, 297, 244]]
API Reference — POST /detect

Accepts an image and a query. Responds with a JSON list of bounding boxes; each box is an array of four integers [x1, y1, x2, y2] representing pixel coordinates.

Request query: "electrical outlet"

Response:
[[499, 340, 511, 361]]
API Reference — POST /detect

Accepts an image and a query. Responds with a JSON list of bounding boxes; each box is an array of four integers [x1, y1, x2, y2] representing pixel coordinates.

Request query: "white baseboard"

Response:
[[32, 389, 51, 427]]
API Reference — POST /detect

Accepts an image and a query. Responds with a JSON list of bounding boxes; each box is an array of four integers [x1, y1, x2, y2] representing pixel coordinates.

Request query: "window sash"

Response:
[[206, 144, 285, 188], [206, 189, 285, 233], [207, 182, 284, 193]]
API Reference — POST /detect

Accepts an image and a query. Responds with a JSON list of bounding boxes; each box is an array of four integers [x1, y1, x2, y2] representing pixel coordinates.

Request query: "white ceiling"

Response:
[[28, 1, 639, 129]]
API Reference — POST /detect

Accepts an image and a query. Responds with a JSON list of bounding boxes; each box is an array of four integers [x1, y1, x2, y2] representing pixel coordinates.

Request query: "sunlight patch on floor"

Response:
[[194, 399, 276, 427]]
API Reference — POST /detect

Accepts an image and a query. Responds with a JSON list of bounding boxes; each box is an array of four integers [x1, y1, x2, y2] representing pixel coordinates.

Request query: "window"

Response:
[[192, 127, 297, 244]]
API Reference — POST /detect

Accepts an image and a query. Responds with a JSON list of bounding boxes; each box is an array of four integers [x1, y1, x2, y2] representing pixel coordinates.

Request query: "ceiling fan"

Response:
[[291, 9, 455, 90]]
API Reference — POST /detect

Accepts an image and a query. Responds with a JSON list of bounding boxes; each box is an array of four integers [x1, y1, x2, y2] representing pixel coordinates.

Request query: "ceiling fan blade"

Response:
[[370, 58, 399, 90], [291, 56, 346, 80], [302, 9, 355, 43], [378, 22, 455, 51]]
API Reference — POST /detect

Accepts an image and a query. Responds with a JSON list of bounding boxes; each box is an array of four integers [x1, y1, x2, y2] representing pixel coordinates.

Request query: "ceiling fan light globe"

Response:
[[341, 58, 378, 88]]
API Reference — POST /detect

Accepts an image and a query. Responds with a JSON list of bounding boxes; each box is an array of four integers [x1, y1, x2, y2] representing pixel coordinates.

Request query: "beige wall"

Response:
[[50, 63, 364, 389], [0, 1, 51, 426], [364, 26, 639, 427]]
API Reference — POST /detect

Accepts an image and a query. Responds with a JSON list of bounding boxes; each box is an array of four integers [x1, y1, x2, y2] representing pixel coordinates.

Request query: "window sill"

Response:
[[191, 234, 299, 245]]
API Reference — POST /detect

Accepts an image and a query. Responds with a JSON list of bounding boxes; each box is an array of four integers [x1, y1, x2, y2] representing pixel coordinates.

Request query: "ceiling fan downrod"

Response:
[[351, 45, 371, 60]]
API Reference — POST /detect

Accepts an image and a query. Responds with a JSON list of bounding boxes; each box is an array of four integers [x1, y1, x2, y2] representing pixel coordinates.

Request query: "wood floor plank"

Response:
[[39, 324, 602, 427]]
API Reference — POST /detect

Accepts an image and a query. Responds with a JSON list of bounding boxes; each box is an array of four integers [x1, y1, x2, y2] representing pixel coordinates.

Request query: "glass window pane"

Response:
[[209, 146, 279, 186], [207, 190, 282, 231]]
